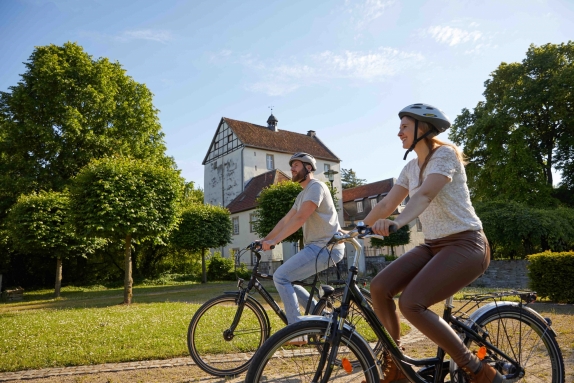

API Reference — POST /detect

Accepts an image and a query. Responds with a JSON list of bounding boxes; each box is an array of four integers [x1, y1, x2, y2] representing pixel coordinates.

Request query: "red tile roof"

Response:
[[342, 178, 395, 202], [227, 169, 291, 214], [223, 118, 340, 162]]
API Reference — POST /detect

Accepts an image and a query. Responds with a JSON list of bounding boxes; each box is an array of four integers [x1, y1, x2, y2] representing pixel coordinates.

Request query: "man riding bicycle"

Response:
[[261, 152, 344, 325]]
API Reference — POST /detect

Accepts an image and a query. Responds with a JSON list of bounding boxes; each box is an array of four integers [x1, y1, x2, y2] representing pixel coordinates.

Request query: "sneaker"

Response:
[[285, 335, 308, 346]]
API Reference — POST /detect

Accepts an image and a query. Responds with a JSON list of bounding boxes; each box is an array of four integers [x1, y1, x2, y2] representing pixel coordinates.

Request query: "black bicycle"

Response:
[[245, 224, 565, 382], [187, 241, 376, 377]]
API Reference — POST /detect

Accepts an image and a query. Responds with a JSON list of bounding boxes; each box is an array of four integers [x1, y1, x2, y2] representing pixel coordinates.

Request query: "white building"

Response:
[[202, 113, 342, 272]]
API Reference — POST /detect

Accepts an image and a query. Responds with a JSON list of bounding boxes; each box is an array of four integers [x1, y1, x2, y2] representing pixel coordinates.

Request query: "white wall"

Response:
[[220, 209, 284, 265], [204, 147, 243, 207]]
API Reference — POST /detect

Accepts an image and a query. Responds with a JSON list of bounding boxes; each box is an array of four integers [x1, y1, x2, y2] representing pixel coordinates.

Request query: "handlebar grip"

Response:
[[389, 224, 398, 233]]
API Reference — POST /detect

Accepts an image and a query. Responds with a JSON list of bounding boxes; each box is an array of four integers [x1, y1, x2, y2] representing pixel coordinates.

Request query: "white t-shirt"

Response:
[[292, 179, 341, 246], [396, 145, 482, 240]]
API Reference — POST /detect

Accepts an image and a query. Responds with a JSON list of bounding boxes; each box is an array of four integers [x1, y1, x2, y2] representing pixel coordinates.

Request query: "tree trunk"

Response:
[[201, 248, 207, 284], [124, 233, 133, 304], [0, 274, 2, 294], [390, 246, 395, 257], [54, 257, 62, 298]]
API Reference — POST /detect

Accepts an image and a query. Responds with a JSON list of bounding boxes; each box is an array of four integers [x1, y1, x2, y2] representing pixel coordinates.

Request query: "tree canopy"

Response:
[[170, 204, 232, 283], [253, 181, 303, 245], [341, 168, 367, 189], [6, 191, 99, 296], [370, 220, 411, 256], [449, 42, 574, 207], [69, 157, 184, 303], [0, 42, 172, 217]]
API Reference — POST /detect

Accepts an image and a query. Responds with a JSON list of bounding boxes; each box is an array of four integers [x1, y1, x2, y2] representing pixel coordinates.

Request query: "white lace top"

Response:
[[396, 145, 482, 239]]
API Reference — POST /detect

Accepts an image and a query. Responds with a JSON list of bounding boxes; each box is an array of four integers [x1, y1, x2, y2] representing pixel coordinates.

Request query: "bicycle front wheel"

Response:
[[245, 319, 380, 383], [314, 287, 382, 356], [187, 293, 269, 376], [454, 304, 565, 383]]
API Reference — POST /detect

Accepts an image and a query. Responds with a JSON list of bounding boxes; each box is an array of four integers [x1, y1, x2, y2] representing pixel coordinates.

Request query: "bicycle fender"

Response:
[[296, 315, 376, 354], [220, 291, 272, 335], [466, 301, 557, 337]]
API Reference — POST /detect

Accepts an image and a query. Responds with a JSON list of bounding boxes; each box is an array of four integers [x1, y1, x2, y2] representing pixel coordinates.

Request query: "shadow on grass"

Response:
[[0, 280, 251, 312]]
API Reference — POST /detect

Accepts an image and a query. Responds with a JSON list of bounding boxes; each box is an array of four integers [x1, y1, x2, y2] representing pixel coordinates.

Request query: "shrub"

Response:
[[528, 251, 574, 303], [206, 253, 235, 281]]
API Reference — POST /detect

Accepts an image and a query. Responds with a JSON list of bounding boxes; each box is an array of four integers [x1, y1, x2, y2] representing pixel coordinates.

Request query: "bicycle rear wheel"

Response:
[[187, 293, 269, 376], [245, 319, 380, 382], [452, 304, 565, 383], [313, 287, 383, 356]]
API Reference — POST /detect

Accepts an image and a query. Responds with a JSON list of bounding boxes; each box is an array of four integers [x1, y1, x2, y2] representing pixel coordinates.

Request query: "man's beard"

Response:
[[292, 168, 307, 183]]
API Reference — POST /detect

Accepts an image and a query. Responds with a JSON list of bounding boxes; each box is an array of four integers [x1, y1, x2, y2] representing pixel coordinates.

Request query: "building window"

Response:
[[232, 217, 239, 235], [357, 201, 364, 213], [250, 213, 257, 233], [266, 154, 274, 170], [227, 134, 233, 143], [232, 248, 240, 264], [416, 217, 423, 232], [324, 164, 330, 172], [370, 198, 377, 210]]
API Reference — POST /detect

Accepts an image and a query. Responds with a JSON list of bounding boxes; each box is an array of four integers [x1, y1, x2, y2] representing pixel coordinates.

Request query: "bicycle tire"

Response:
[[313, 287, 383, 356], [245, 319, 380, 382], [187, 293, 269, 377], [452, 304, 565, 383]]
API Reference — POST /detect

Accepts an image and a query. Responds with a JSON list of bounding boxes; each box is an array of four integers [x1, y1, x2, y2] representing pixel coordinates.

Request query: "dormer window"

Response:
[[357, 200, 364, 213]]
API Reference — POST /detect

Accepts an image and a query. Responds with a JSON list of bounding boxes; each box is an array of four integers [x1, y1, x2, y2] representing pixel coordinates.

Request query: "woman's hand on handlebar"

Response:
[[371, 219, 398, 236]]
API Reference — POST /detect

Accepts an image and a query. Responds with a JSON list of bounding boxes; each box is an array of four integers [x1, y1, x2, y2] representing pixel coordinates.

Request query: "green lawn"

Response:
[[0, 282, 566, 373]]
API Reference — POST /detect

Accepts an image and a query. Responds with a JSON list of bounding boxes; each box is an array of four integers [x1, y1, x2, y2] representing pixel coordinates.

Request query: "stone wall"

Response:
[[365, 258, 530, 289]]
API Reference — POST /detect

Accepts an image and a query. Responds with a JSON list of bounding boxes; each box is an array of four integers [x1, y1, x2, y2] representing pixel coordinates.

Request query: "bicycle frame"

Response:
[[226, 246, 334, 335], [323, 234, 527, 383]]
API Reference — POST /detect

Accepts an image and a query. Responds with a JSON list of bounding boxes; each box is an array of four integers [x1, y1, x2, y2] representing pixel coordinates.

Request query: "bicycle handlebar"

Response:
[[247, 241, 275, 252]]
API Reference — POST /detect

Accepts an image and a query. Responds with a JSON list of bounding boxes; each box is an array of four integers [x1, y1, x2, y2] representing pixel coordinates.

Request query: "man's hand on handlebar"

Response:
[[261, 239, 276, 251], [371, 219, 398, 236]]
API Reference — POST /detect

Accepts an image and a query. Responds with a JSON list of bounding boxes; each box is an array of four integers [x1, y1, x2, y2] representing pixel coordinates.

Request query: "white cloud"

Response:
[[316, 48, 424, 80], [117, 29, 173, 44], [425, 25, 482, 46], [239, 48, 424, 96], [345, 0, 395, 28]]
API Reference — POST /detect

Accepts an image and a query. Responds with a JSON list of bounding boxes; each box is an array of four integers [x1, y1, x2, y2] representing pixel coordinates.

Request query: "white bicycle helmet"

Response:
[[398, 103, 451, 160], [289, 152, 317, 171]]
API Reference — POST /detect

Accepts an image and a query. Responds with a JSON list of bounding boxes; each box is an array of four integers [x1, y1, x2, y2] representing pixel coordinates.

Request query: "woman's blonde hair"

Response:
[[413, 119, 467, 187]]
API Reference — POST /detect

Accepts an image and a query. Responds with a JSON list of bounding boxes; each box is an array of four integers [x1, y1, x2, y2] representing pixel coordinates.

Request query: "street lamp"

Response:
[[323, 169, 339, 190]]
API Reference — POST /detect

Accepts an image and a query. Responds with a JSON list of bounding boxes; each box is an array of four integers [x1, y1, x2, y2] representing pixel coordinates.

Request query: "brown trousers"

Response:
[[370, 230, 490, 367]]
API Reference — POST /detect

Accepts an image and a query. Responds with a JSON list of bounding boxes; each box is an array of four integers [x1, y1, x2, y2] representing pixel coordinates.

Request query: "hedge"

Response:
[[528, 251, 574, 303]]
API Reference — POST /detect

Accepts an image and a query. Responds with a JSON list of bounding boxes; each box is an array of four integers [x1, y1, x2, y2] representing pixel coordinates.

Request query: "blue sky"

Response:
[[1, 0, 572, 188]]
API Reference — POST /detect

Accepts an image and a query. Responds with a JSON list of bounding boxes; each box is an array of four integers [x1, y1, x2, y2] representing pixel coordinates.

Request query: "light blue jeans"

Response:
[[273, 243, 345, 324]]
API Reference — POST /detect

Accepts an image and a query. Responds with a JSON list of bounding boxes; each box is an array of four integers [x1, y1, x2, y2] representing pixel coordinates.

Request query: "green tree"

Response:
[[170, 204, 232, 283], [475, 201, 574, 259], [341, 168, 367, 189], [450, 42, 574, 207], [0, 42, 172, 217], [6, 191, 99, 297], [253, 181, 303, 248], [182, 181, 204, 207], [69, 157, 183, 304], [370, 219, 411, 257]]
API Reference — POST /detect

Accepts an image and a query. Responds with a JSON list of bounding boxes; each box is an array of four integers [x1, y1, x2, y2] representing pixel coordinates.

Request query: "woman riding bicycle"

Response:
[[363, 103, 502, 383]]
